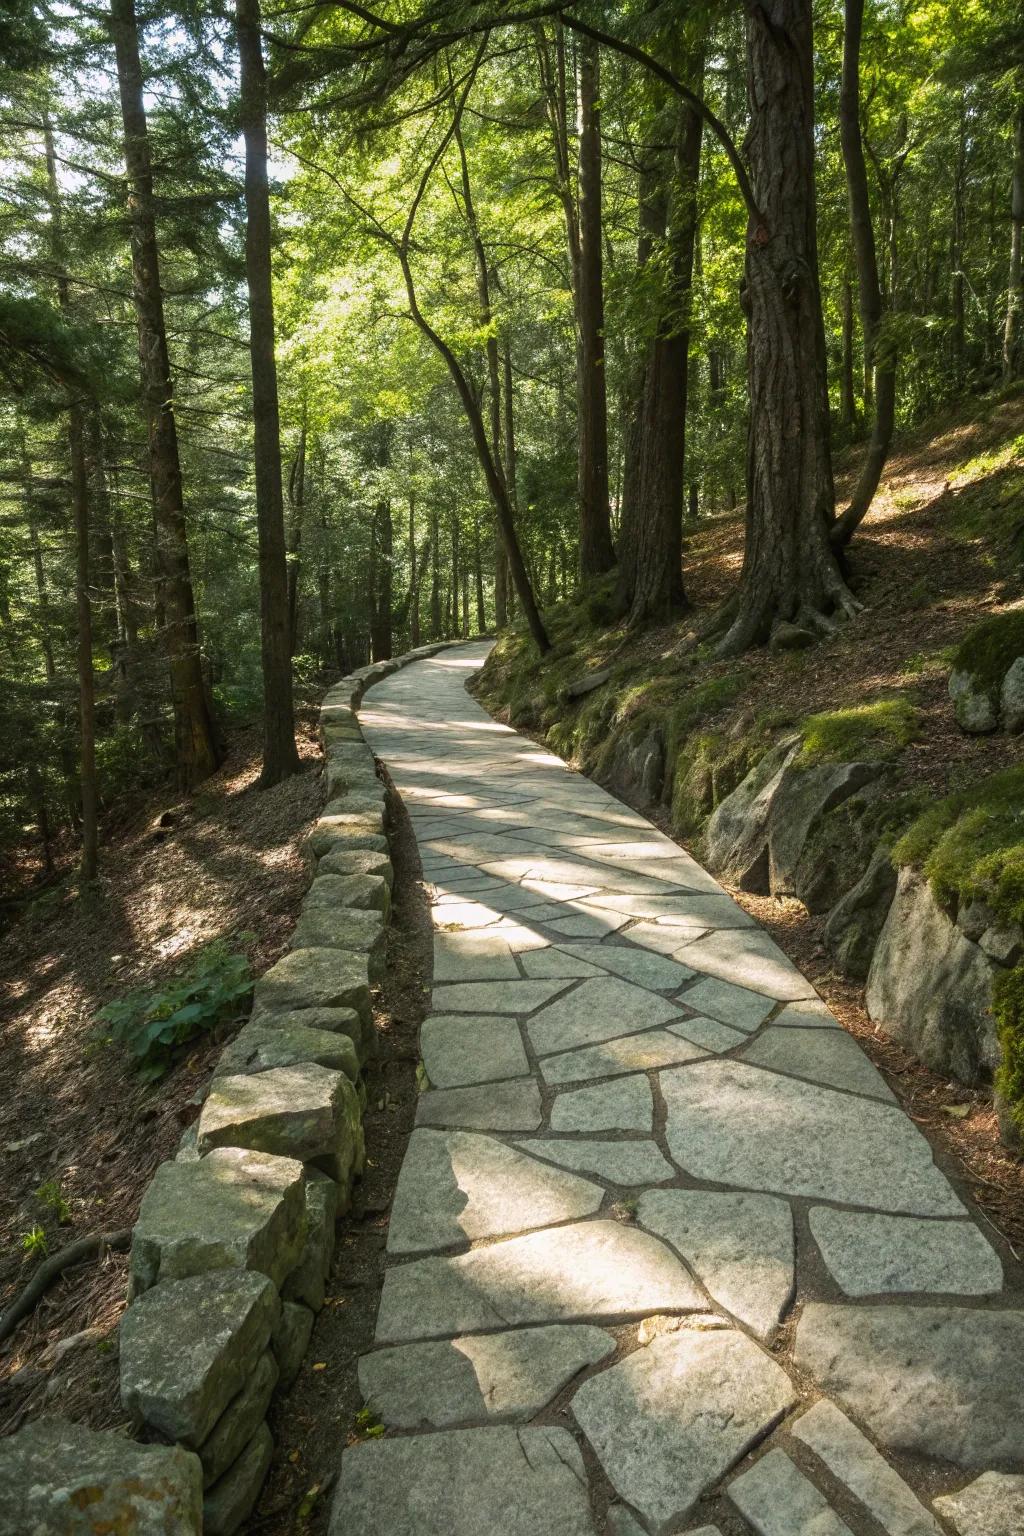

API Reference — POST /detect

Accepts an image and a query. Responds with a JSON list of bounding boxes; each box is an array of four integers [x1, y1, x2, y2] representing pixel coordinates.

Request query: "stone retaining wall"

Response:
[[0, 641, 468, 1536]]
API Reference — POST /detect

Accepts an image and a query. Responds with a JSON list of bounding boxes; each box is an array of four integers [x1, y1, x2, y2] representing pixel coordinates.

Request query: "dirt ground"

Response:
[[0, 715, 323, 1437]]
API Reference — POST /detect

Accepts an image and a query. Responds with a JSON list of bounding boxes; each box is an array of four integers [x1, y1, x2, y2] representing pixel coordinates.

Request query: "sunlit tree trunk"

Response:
[[236, 0, 301, 784], [107, 2, 220, 788]]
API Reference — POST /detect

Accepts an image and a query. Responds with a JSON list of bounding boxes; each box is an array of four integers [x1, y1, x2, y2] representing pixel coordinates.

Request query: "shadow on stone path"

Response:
[[329, 641, 1024, 1536]]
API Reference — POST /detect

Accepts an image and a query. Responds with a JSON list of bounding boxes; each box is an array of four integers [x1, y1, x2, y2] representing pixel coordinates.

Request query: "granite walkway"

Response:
[[330, 641, 1024, 1536]]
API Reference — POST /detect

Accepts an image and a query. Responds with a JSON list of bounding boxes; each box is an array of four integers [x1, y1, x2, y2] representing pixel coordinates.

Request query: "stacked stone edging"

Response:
[[0, 640, 468, 1536]]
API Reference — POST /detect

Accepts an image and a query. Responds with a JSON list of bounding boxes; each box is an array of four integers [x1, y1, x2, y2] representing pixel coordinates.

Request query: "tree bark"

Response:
[[575, 35, 615, 578], [474, 519, 486, 633], [831, 0, 896, 550], [1004, 92, 1024, 383], [409, 493, 420, 646], [430, 511, 442, 639], [70, 405, 98, 883], [236, 0, 301, 785], [840, 272, 856, 430], [106, 3, 220, 788], [287, 416, 306, 655], [626, 80, 703, 628], [370, 496, 393, 660], [719, 0, 857, 654]]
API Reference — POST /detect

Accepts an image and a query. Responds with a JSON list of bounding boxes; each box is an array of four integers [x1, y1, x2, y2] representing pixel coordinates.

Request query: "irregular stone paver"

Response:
[[375, 1221, 706, 1342], [352, 645, 1021, 1533], [540, 1028, 706, 1085], [527, 976, 680, 1056], [415, 1078, 542, 1130], [328, 1427, 596, 1536], [638, 1189, 794, 1338], [727, 1448, 852, 1536], [572, 1329, 796, 1532], [550, 1073, 652, 1132], [795, 1304, 1024, 1469], [933, 1473, 1024, 1536], [387, 1130, 602, 1253], [678, 975, 776, 1031], [809, 1209, 1003, 1296], [359, 1326, 614, 1428], [420, 1014, 529, 1087], [791, 1400, 941, 1536], [516, 1138, 674, 1185], [661, 1060, 964, 1214], [740, 1024, 896, 1100]]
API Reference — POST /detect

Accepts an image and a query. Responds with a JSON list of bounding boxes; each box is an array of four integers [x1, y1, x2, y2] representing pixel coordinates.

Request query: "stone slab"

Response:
[[669, 1016, 748, 1054], [359, 1325, 614, 1428], [572, 1328, 796, 1533], [638, 1189, 794, 1339], [328, 1426, 597, 1536], [203, 1420, 272, 1536], [527, 977, 680, 1056], [808, 1209, 1003, 1297], [933, 1473, 1024, 1536], [771, 999, 840, 1028], [119, 1270, 279, 1446], [680, 929, 816, 1000], [199, 1348, 277, 1487], [248, 1004, 363, 1054], [307, 870, 389, 913], [433, 932, 521, 982], [130, 1146, 306, 1294], [282, 1168, 339, 1311], [516, 1138, 674, 1186], [676, 976, 775, 1031], [727, 1448, 852, 1536], [739, 1026, 895, 1101], [0, 1417, 203, 1535], [387, 1130, 603, 1253], [375, 1220, 705, 1342], [420, 1014, 529, 1087], [432, 980, 569, 1014], [253, 947, 371, 1024], [540, 1029, 705, 1086], [550, 1074, 652, 1132], [795, 1304, 1024, 1470], [214, 1016, 359, 1082], [661, 1061, 964, 1215], [318, 845, 394, 887], [558, 943, 695, 991], [416, 1078, 542, 1131], [521, 947, 604, 979], [791, 1400, 941, 1536]]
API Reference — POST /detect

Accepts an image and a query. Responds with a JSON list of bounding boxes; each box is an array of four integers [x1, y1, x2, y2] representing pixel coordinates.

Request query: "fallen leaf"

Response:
[[941, 1103, 971, 1118], [312, 1361, 327, 1371]]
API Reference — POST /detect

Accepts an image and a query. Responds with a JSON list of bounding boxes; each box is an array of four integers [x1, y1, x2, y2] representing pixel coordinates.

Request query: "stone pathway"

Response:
[[330, 642, 1024, 1536]]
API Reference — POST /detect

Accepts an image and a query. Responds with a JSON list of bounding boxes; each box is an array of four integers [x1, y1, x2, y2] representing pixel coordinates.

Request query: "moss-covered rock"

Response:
[[994, 962, 1024, 1144], [797, 696, 920, 764], [892, 763, 1024, 927], [948, 610, 1024, 733]]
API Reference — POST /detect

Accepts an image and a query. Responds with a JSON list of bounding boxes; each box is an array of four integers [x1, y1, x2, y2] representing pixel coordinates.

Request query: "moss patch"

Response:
[[797, 697, 921, 765], [994, 963, 1024, 1131], [893, 764, 1024, 925], [951, 610, 1024, 699]]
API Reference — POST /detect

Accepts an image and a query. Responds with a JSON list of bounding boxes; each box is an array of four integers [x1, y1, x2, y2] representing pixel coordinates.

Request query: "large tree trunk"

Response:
[[719, 0, 857, 654], [625, 81, 703, 628], [106, 5, 220, 788], [236, 0, 301, 785], [370, 497, 393, 660], [287, 417, 306, 654], [409, 494, 420, 647], [575, 36, 615, 578], [1004, 92, 1024, 383], [831, 0, 896, 550], [430, 511, 442, 639]]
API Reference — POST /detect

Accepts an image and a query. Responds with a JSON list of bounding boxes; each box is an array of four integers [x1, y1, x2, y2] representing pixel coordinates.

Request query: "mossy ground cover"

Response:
[[892, 764, 1024, 927]]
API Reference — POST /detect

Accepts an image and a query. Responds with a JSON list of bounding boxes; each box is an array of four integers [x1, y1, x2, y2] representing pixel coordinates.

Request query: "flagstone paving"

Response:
[[329, 642, 1024, 1536]]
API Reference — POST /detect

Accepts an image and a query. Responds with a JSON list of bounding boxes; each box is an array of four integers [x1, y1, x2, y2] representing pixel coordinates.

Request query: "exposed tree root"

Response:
[[0, 1229, 130, 1347]]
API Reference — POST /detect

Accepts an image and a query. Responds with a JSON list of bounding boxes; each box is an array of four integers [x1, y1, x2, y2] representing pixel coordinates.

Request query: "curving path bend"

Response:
[[330, 641, 1024, 1536]]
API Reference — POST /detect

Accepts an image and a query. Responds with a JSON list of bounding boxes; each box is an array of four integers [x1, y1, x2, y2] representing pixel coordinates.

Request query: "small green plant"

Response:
[[20, 1225, 47, 1259], [35, 1179, 71, 1224], [95, 937, 254, 1081], [353, 1406, 385, 1438]]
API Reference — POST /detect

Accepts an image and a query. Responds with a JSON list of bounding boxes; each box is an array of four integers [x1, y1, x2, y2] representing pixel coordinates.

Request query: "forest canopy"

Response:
[[1, 0, 1022, 888]]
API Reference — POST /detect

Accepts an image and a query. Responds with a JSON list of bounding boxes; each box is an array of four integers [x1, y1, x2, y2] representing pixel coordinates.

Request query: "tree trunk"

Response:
[[576, 36, 615, 578], [106, 4, 220, 788], [840, 272, 856, 430], [719, 0, 857, 654], [1004, 92, 1024, 383], [951, 104, 967, 388], [70, 405, 98, 882], [287, 417, 306, 655], [409, 494, 420, 647], [430, 511, 442, 639], [831, 0, 896, 550], [317, 502, 333, 667], [474, 520, 486, 633], [626, 80, 703, 628], [236, 0, 301, 785], [370, 496, 393, 661]]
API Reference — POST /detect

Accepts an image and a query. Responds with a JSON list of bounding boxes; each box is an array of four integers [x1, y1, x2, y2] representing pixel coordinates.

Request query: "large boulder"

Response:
[[768, 761, 882, 896], [1002, 657, 1024, 732], [949, 668, 1000, 733], [605, 725, 665, 809], [130, 1147, 306, 1294], [0, 1417, 202, 1534], [866, 867, 1000, 1083], [823, 844, 898, 979], [248, 1003, 365, 1057], [120, 1270, 279, 1446], [703, 736, 801, 890], [948, 610, 1024, 733], [197, 1062, 364, 1186], [289, 906, 385, 982]]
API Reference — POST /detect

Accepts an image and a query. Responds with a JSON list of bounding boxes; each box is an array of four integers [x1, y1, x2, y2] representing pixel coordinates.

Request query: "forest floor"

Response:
[[475, 383, 1024, 1260], [0, 715, 324, 1438]]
